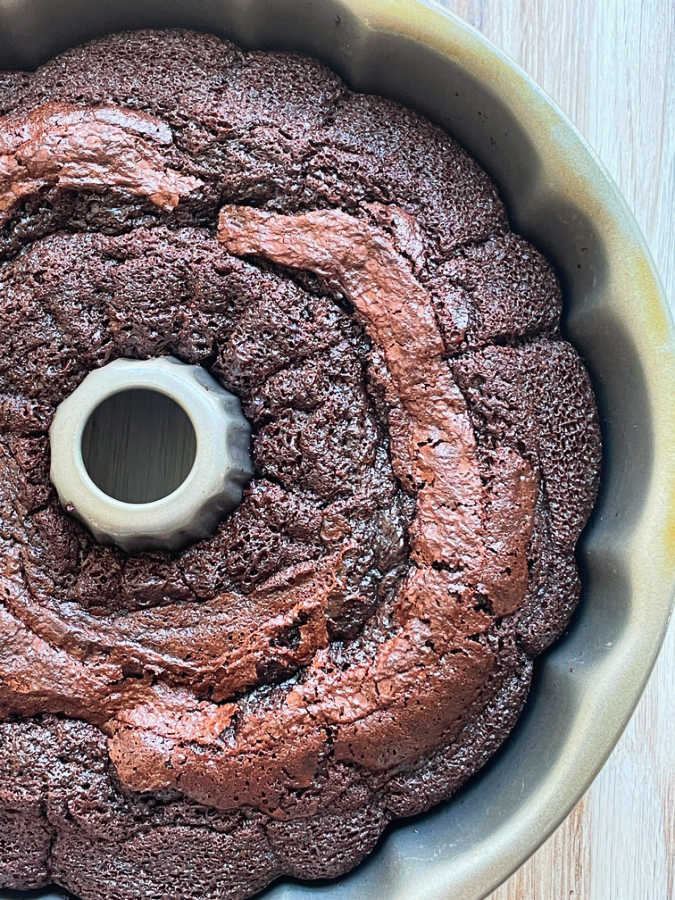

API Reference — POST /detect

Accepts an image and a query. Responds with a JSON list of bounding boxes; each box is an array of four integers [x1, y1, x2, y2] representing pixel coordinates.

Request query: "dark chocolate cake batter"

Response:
[[0, 30, 601, 900]]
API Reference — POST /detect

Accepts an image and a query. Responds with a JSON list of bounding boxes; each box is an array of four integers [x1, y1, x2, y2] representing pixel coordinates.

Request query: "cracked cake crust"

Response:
[[0, 29, 600, 900]]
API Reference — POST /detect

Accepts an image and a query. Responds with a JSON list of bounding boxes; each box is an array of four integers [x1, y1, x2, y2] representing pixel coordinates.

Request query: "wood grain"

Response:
[[435, 1, 674, 898], [81, 388, 196, 504]]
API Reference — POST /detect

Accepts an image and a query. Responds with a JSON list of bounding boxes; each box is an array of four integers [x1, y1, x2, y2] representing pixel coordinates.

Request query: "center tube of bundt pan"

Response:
[[49, 356, 252, 553]]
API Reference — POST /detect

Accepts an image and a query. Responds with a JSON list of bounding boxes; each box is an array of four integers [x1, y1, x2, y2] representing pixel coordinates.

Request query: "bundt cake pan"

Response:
[[0, 1, 672, 898]]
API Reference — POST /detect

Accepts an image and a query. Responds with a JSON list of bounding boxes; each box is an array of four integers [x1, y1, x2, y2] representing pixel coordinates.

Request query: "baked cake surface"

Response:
[[0, 30, 601, 900]]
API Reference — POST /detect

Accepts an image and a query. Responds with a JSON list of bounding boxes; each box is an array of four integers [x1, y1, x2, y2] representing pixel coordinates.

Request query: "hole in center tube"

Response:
[[81, 389, 197, 504]]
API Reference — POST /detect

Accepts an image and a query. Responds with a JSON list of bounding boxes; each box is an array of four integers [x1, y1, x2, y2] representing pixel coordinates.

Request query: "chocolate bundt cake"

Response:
[[0, 30, 601, 900]]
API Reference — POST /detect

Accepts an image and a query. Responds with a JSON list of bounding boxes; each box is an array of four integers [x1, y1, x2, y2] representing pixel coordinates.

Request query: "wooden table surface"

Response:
[[435, 2, 674, 898]]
